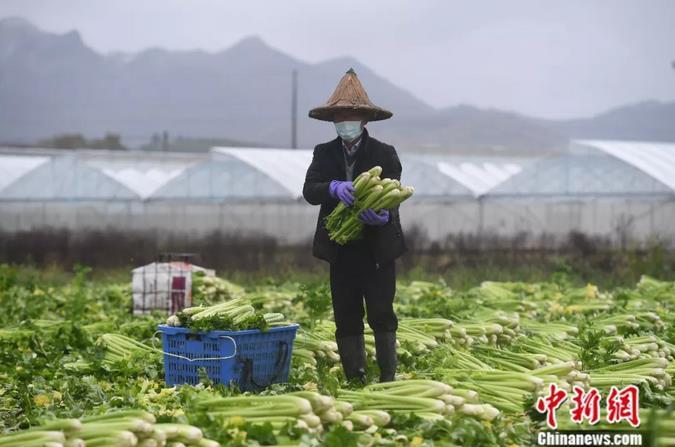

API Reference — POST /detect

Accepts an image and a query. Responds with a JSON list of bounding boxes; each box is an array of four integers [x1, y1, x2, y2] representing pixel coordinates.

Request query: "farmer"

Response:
[[303, 68, 406, 383]]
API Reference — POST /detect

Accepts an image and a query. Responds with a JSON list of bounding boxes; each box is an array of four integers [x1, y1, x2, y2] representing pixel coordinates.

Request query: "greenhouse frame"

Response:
[[1, 140, 674, 248]]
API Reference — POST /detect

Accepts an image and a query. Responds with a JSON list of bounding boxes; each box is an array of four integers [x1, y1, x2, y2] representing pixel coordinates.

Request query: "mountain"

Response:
[[0, 17, 672, 153], [0, 17, 436, 149], [387, 105, 568, 153], [542, 100, 675, 143]]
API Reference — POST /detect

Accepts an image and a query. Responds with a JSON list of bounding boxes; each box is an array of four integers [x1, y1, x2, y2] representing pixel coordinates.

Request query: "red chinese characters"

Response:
[[607, 385, 640, 427], [535, 384, 641, 429], [536, 383, 568, 429], [569, 386, 601, 425]]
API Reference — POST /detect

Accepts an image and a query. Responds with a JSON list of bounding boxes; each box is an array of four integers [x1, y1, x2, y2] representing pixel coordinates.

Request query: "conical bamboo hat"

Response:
[[309, 68, 393, 121]]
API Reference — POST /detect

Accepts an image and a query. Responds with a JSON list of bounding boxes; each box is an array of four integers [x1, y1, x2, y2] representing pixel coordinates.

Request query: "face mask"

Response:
[[334, 121, 363, 141]]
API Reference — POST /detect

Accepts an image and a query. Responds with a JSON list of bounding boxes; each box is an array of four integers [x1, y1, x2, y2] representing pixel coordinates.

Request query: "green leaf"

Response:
[[323, 425, 358, 447]]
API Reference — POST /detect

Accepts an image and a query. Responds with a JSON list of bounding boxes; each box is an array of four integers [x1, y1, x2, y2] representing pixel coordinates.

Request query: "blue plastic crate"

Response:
[[157, 323, 299, 390]]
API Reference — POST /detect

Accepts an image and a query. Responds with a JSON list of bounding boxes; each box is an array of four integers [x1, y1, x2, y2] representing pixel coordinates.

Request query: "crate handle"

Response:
[[153, 333, 237, 362]]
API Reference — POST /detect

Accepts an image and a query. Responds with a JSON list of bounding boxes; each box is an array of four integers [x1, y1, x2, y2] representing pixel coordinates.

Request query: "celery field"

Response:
[[1, 264, 674, 446]]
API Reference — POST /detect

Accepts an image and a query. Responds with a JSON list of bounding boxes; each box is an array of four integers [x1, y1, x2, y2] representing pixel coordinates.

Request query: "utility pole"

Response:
[[291, 69, 298, 149], [162, 130, 169, 152]]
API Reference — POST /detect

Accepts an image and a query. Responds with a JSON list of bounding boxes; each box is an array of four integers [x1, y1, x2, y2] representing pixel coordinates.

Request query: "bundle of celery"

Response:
[[97, 333, 161, 365], [325, 166, 414, 245], [65, 333, 161, 373], [436, 367, 569, 414], [165, 298, 288, 332], [191, 273, 244, 305], [293, 326, 340, 366], [430, 343, 582, 413], [193, 392, 347, 434], [588, 357, 672, 391], [0, 410, 220, 447], [339, 379, 500, 421]]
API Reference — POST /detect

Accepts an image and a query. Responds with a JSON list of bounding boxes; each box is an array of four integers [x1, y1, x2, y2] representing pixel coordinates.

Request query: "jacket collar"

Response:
[[331, 127, 371, 180]]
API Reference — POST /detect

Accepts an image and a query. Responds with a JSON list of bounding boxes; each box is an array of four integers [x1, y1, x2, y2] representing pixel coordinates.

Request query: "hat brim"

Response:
[[308, 105, 393, 122]]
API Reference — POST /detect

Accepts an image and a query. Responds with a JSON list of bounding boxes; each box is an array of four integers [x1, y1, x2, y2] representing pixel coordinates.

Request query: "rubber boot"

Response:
[[374, 331, 397, 382], [336, 334, 367, 385]]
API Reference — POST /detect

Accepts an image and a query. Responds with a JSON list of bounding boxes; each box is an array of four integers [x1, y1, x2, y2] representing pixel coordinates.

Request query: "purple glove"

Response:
[[329, 180, 355, 206], [359, 208, 390, 226]]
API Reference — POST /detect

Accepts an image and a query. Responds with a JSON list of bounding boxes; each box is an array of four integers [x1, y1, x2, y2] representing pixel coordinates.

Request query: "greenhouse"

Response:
[[481, 140, 675, 245], [0, 139, 674, 247]]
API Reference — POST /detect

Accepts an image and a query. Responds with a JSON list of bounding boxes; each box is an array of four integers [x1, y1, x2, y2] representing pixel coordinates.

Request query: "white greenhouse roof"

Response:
[[489, 140, 675, 197], [154, 154, 294, 200], [213, 147, 313, 198], [573, 140, 675, 192], [1, 141, 674, 201], [436, 158, 524, 196], [0, 155, 49, 192], [84, 156, 198, 199], [400, 155, 474, 197], [1, 153, 140, 200], [489, 152, 673, 197], [212, 148, 528, 199]]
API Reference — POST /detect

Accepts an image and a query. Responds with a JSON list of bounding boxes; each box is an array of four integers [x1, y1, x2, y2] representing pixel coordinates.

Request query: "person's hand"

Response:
[[358, 208, 389, 226], [329, 180, 355, 206]]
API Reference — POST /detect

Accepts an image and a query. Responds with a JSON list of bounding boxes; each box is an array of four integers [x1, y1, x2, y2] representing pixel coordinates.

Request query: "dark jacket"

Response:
[[302, 127, 407, 264]]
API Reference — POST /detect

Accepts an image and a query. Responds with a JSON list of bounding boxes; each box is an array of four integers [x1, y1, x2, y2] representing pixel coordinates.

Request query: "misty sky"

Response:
[[1, 0, 673, 119]]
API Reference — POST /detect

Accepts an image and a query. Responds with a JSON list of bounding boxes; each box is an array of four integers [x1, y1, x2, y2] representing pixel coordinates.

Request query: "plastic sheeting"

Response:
[[84, 156, 197, 199], [2, 141, 675, 248], [3, 142, 675, 201], [213, 147, 313, 199], [436, 157, 524, 196], [0, 155, 49, 192], [0, 153, 139, 200], [489, 152, 673, 197], [154, 155, 292, 200], [574, 140, 675, 192]]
